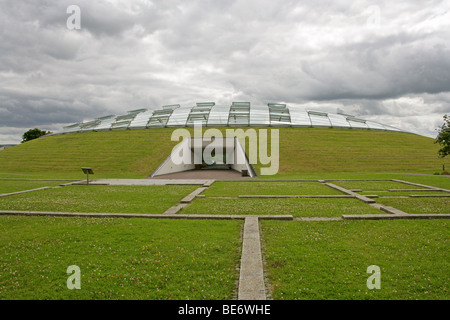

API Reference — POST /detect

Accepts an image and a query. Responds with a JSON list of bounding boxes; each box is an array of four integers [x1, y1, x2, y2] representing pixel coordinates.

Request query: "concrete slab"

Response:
[[391, 179, 450, 192], [369, 203, 409, 215], [60, 180, 85, 186], [409, 194, 450, 198], [202, 196, 238, 199], [296, 217, 343, 221], [203, 180, 216, 187], [324, 183, 376, 203], [238, 217, 266, 300], [163, 203, 188, 215], [151, 169, 252, 180], [343, 214, 450, 220], [90, 179, 209, 185], [181, 187, 208, 203], [0, 186, 55, 198], [379, 205, 409, 215], [388, 189, 439, 192], [369, 203, 384, 210], [238, 195, 354, 198], [378, 196, 409, 199], [0, 210, 293, 220]]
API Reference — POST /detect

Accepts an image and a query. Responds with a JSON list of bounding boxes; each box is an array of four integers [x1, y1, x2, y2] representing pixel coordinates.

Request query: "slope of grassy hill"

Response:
[[0, 128, 447, 178]]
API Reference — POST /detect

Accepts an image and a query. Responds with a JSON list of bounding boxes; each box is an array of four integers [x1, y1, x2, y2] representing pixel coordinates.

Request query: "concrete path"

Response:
[[0, 210, 292, 221], [162, 203, 189, 215], [0, 187, 55, 198], [392, 179, 450, 192], [323, 182, 376, 204], [88, 179, 210, 185], [181, 187, 208, 203], [342, 213, 450, 220], [239, 195, 354, 198], [238, 216, 266, 300], [151, 169, 252, 180]]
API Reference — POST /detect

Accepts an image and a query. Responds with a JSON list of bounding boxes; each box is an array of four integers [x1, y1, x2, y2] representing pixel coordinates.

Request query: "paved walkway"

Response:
[[0, 210, 293, 220], [238, 217, 266, 300], [323, 182, 376, 203], [88, 179, 211, 185], [151, 169, 252, 180]]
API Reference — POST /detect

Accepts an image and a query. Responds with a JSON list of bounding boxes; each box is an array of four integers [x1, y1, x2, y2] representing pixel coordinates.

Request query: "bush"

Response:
[[21, 128, 51, 143]]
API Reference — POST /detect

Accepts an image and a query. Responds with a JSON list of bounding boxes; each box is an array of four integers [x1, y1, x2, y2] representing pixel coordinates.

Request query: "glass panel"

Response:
[[229, 103, 250, 126], [166, 107, 191, 127], [94, 116, 116, 130], [228, 116, 249, 126], [130, 110, 153, 128], [269, 104, 291, 127], [111, 120, 130, 129], [268, 103, 286, 108], [115, 109, 145, 122], [162, 104, 180, 110], [381, 124, 402, 132], [97, 115, 116, 120], [232, 102, 250, 107], [62, 123, 82, 133], [196, 102, 215, 107], [186, 105, 212, 127], [207, 105, 230, 126], [365, 120, 387, 131], [347, 117, 368, 129], [127, 108, 147, 115], [327, 113, 351, 128], [309, 111, 331, 127], [147, 109, 174, 127], [79, 120, 101, 131], [115, 114, 135, 121], [250, 105, 270, 126], [270, 120, 291, 126], [289, 108, 311, 127]]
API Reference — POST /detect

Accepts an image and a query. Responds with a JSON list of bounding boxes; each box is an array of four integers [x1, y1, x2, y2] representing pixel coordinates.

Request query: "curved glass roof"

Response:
[[58, 102, 408, 134]]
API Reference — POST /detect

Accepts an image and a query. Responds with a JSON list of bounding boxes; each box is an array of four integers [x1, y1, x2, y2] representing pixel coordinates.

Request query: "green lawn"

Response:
[[181, 198, 382, 217], [383, 175, 450, 190], [261, 220, 449, 300], [203, 181, 343, 197], [375, 197, 450, 214], [360, 191, 449, 197], [0, 216, 242, 300], [329, 180, 424, 191], [0, 185, 197, 214]]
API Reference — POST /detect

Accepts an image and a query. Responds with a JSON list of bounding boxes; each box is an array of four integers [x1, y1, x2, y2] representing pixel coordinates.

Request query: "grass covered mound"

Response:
[[0, 128, 448, 178], [0, 216, 243, 300]]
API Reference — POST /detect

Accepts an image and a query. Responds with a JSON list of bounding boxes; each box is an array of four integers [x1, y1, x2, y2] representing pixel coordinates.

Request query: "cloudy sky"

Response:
[[1, 0, 449, 144]]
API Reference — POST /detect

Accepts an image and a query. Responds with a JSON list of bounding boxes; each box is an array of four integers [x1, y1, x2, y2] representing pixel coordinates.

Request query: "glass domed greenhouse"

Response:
[[58, 102, 407, 134]]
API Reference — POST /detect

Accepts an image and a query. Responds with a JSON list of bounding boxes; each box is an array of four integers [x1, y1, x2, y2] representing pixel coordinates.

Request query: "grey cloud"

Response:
[[1, 0, 450, 143]]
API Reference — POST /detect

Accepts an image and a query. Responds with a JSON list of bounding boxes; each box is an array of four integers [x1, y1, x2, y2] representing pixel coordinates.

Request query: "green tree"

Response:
[[21, 128, 51, 143], [435, 114, 450, 158]]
